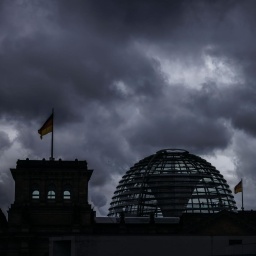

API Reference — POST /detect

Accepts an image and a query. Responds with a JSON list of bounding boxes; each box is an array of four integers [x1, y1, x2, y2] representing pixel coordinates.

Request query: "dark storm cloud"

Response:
[[0, 131, 11, 153], [0, 172, 14, 214], [233, 134, 256, 182], [1, 0, 256, 213], [0, 0, 168, 122], [231, 131, 256, 209], [187, 82, 256, 137], [123, 84, 232, 155], [58, 0, 185, 36]]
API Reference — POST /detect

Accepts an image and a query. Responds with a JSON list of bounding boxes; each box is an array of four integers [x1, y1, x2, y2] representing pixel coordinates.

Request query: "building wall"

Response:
[[50, 235, 256, 256]]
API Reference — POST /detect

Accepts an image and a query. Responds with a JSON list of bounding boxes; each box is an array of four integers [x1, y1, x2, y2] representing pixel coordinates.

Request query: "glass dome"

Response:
[[108, 149, 237, 217]]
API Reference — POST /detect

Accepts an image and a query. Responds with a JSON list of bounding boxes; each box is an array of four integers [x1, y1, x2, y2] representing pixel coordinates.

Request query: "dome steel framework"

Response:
[[108, 149, 237, 217]]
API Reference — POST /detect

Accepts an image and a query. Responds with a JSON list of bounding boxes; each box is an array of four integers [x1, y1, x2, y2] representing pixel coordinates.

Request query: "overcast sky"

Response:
[[0, 0, 256, 216]]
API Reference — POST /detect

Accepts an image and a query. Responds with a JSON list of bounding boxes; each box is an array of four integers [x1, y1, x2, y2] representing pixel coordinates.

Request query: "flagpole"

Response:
[[51, 108, 54, 160], [241, 179, 244, 211]]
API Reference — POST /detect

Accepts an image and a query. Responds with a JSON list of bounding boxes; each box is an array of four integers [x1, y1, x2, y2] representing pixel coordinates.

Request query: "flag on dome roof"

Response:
[[38, 113, 53, 139], [234, 180, 242, 194]]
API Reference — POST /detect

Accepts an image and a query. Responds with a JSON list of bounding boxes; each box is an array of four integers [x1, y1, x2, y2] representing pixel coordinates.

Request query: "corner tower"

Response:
[[8, 158, 94, 232]]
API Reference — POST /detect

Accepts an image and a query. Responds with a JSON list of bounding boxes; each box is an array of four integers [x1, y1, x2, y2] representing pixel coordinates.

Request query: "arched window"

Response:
[[63, 184, 71, 200], [32, 190, 40, 199], [63, 190, 71, 200], [47, 190, 55, 199], [31, 183, 40, 200], [47, 183, 56, 200]]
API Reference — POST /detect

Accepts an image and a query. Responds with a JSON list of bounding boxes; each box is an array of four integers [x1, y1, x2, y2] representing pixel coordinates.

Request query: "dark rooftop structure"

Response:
[[108, 149, 237, 217], [0, 151, 255, 256]]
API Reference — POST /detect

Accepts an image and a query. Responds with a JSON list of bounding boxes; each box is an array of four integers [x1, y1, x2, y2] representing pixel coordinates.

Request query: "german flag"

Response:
[[38, 113, 53, 139], [234, 180, 242, 194]]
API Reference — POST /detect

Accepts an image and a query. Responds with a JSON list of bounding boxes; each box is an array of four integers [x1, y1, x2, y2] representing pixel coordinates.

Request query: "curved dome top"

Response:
[[108, 149, 237, 217]]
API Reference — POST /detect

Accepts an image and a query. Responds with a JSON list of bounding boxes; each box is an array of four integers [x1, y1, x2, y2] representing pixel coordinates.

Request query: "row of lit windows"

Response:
[[32, 190, 71, 200]]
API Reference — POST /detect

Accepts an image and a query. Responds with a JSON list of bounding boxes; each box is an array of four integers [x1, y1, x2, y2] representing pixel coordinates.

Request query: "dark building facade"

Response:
[[1, 159, 94, 255], [0, 155, 255, 256]]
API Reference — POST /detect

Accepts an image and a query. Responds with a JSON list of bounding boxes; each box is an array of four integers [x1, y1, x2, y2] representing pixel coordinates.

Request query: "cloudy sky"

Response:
[[0, 0, 256, 216]]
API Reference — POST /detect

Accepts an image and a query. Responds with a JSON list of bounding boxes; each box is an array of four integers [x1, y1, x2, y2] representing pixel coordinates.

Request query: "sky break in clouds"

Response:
[[0, 0, 256, 216]]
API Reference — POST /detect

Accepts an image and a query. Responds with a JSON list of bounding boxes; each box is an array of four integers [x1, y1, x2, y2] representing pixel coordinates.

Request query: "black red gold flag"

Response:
[[38, 113, 53, 139], [234, 180, 242, 194]]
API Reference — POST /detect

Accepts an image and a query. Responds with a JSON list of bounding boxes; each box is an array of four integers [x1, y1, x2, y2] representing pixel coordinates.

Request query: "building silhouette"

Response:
[[1, 158, 94, 255], [0, 151, 256, 256]]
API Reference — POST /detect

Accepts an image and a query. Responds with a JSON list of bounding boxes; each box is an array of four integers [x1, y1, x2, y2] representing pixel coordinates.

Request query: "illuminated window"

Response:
[[32, 190, 40, 199], [47, 183, 56, 200], [63, 184, 71, 200], [63, 190, 71, 200], [48, 190, 55, 199]]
